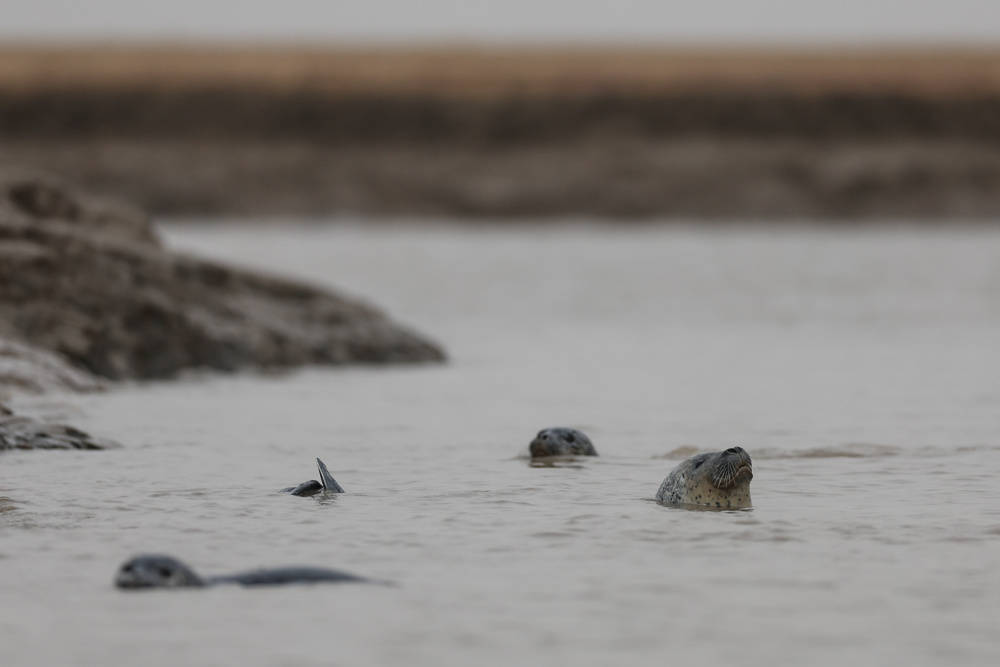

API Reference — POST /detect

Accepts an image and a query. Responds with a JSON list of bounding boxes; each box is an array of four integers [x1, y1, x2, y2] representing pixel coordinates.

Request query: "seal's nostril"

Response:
[[725, 446, 742, 455]]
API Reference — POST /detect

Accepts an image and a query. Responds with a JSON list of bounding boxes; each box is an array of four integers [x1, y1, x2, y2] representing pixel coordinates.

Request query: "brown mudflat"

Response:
[[3, 44, 1000, 220]]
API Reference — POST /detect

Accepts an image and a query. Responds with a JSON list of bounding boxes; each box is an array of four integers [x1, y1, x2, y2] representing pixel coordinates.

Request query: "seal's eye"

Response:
[[157, 567, 173, 578], [564, 433, 575, 443], [692, 459, 704, 469]]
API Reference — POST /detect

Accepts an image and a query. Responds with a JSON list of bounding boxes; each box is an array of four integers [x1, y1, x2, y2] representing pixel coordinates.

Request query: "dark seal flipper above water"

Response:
[[283, 457, 345, 496], [316, 458, 345, 493], [115, 554, 376, 589]]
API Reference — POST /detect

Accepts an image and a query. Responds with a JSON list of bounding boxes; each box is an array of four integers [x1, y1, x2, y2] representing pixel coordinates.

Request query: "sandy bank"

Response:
[[3, 46, 1000, 220]]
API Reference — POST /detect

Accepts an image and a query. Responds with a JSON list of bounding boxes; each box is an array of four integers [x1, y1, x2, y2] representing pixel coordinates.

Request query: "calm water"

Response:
[[2, 223, 999, 666]]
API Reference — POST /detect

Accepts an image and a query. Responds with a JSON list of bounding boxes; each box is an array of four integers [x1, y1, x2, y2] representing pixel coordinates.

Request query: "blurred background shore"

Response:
[[4, 44, 1000, 221]]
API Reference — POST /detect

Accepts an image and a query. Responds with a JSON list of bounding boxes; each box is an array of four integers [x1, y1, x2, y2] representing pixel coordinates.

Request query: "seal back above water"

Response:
[[529, 427, 597, 457], [114, 554, 374, 589], [656, 446, 753, 509]]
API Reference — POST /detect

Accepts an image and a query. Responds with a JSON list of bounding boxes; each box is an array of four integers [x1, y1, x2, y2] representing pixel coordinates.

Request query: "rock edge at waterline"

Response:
[[0, 167, 445, 382], [0, 167, 445, 449]]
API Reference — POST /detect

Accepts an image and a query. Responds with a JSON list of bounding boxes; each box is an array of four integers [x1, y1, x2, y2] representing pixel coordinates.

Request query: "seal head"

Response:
[[115, 554, 205, 589], [529, 427, 597, 457], [656, 446, 753, 509]]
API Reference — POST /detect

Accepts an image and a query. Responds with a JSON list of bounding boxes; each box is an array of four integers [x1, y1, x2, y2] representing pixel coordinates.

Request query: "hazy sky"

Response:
[[2, 1, 999, 43]]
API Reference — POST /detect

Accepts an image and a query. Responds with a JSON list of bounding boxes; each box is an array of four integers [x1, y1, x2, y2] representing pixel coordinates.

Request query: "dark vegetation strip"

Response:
[[3, 87, 1000, 143]]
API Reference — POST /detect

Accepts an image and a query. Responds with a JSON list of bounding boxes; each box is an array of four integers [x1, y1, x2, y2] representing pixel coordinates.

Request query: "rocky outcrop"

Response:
[[1, 323, 110, 451], [0, 167, 157, 246], [0, 168, 444, 451], [0, 402, 117, 450], [0, 169, 445, 381], [0, 336, 106, 398]]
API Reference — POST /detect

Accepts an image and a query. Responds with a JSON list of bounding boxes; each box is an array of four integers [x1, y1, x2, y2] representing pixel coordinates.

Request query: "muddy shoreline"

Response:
[[4, 47, 1000, 220], [6, 135, 998, 220]]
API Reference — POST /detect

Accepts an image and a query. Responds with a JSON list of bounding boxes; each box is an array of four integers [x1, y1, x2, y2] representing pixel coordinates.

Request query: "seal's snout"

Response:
[[114, 562, 139, 588], [711, 446, 753, 489], [529, 433, 551, 457], [114, 554, 204, 589], [723, 446, 752, 467]]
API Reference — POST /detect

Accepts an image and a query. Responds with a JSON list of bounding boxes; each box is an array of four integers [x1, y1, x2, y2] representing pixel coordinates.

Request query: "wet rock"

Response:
[[0, 167, 157, 246], [0, 336, 106, 399], [0, 405, 116, 450], [0, 169, 445, 381]]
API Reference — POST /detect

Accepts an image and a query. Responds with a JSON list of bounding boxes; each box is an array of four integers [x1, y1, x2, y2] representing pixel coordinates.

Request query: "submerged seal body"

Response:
[[656, 446, 753, 509], [114, 554, 374, 589], [529, 427, 597, 457], [283, 458, 345, 496]]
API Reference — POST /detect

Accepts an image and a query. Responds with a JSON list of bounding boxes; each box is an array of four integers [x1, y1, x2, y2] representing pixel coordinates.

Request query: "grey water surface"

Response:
[[2, 222, 999, 666]]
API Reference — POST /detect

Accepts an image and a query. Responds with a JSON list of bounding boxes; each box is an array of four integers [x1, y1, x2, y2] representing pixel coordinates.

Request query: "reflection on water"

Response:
[[2, 223, 999, 666], [659, 443, 905, 459], [527, 456, 591, 469]]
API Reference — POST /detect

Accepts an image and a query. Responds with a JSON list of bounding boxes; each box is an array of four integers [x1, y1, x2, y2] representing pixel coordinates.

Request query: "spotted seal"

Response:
[[114, 554, 378, 589], [283, 458, 345, 496], [655, 446, 753, 509]]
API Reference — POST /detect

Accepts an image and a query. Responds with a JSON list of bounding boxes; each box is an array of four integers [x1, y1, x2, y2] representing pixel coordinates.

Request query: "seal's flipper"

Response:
[[316, 458, 345, 493]]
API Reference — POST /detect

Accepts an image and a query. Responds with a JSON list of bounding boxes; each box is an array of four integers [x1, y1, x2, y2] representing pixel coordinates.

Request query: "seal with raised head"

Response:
[[283, 458, 345, 496], [656, 446, 753, 509], [529, 427, 597, 457], [114, 554, 378, 589]]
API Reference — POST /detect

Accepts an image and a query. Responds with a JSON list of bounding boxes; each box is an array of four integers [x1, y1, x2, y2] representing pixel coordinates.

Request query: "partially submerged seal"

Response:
[[115, 554, 376, 589], [529, 427, 597, 457], [656, 446, 753, 509], [283, 458, 345, 496]]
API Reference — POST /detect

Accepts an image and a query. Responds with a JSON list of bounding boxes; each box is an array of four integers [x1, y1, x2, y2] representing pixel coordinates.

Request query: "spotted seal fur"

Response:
[[114, 554, 378, 589], [656, 446, 753, 509]]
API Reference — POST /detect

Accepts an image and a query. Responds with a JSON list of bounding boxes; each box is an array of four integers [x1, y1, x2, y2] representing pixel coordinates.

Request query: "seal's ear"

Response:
[[316, 458, 345, 493]]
